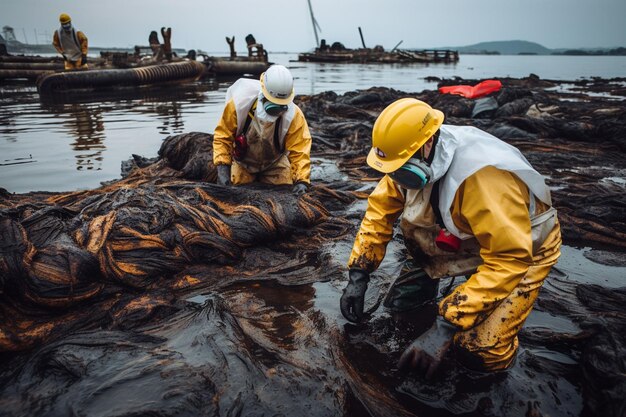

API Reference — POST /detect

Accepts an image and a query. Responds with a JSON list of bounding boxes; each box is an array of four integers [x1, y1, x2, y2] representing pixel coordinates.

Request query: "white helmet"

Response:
[[260, 64, 294, 105]]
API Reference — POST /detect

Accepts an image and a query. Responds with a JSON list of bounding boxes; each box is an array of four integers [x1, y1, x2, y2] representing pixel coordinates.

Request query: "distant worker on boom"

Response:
[[212, 64, 312, 195], [52, 13, 88, 70]]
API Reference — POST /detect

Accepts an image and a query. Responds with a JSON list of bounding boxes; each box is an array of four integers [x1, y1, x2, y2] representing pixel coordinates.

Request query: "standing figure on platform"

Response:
[[53, 13, 88, 70]]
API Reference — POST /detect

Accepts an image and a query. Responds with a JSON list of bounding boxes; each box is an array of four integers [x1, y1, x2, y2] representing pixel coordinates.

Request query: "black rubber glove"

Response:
[[216, 164, 232, 185], [81, 54, 87, 65], [292, 182, 309, 196], [340, 268, 370, 322], [62, 54, 68, 62], [398, 316, 456, 378]]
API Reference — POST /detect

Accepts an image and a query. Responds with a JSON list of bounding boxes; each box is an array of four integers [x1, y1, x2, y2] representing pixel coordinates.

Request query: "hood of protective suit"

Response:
[[435, 125, 552, 239], [225, 78, 295, 137]]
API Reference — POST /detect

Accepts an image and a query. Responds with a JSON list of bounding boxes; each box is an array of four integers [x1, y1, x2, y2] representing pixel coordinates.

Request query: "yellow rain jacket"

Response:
[[348, 125, 561, 370], [53, 27, 88, 70], [213, 79, 311, 185]]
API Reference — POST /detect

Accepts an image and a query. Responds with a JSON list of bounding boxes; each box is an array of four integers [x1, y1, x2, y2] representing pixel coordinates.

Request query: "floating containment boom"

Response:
[[36, 61, 206, 94]]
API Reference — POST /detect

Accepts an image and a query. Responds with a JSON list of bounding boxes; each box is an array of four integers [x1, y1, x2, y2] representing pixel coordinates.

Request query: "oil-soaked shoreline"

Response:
[[1, 76, 625, 416]]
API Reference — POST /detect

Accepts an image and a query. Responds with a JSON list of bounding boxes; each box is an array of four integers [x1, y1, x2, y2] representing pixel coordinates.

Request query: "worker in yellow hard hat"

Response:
[[52, 13, 89, 70], [213, 64, 312, 194], [340, 98, 561, 376]]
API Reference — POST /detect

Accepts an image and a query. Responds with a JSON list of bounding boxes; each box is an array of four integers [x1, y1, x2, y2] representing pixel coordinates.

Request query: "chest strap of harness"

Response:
[[58, 28, 82, 51], [242, 100, 284, 153], [233, 100, 257, 161], [242, 99, 258, 134]]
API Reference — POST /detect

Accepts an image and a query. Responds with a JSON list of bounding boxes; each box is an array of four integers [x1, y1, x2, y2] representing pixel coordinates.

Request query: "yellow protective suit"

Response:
[[53, 29, 88, 70], [213, 99, 312, 186], [348, 166, 561, 371]]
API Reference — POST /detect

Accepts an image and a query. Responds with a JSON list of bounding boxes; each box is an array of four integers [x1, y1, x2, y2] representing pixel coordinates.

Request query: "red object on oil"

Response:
[[438, 79, 503, 99]]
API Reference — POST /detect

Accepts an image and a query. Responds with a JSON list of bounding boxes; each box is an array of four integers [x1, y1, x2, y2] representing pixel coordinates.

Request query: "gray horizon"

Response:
[[2, 0, 625, 52]]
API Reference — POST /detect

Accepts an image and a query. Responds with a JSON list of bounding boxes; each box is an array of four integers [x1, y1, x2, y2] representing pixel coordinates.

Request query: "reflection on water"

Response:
[[154, 100, 184, 135], [48, 103, 107, 171], [1, 81, 224, 193], [71, 104, 105, 170], [1, 53, 625, 193]]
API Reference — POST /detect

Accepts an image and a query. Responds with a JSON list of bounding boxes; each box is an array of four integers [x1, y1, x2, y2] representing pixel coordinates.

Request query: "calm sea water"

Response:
[[1, 53, 625, 193]]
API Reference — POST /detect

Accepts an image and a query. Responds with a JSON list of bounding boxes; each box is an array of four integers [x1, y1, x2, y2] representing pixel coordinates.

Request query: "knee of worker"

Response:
[[232, 175, 254, 186], [259, 155, 293, 185], [231, 163, 255, 185], [259, 168, 293, 185], [454, 332, 519, 372], [449, 284, 541, 347], [515, 261, 554, 294]]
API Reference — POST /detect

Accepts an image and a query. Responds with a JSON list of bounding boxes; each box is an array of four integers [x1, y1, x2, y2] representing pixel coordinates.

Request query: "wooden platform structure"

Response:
[[298, 47, 459, 64], [397, 49, 460, 63]]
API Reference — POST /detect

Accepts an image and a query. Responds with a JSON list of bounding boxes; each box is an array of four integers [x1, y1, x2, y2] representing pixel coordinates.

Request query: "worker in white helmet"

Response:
[[213, 64, 312, 195]]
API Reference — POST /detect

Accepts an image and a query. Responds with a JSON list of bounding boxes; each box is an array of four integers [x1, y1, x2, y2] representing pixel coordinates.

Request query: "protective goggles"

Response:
[[389, 156, 433, 190], [262, 98, 288, 117]]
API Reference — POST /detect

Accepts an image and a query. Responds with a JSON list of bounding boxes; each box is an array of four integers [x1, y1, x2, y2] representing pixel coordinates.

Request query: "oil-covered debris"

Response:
[[1, 75, 625, 416], [0, 134, 357, 351], [296, 75, 626, 249]]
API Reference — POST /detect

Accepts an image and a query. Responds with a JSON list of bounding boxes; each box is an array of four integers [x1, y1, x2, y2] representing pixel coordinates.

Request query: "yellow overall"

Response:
[[348, 166, 561, 370], [53, 29, 88, 70], [213, 99, 312, 186]]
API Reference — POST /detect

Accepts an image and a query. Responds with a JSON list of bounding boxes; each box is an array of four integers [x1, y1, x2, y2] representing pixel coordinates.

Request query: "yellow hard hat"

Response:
[[59, 13, 71, 24], [367, 98, 444, 173]]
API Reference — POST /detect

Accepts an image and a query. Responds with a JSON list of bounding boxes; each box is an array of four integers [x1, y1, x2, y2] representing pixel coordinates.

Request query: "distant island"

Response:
[[439, 40, 626, 56]]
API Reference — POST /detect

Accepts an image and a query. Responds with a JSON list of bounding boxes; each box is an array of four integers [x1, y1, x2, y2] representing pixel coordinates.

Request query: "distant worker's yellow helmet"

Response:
[[59, 13, 72, 24], [367, 98, 444, 173]]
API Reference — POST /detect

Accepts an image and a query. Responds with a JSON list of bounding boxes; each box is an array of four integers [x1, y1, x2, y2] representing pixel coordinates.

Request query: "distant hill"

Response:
[[439, 40, 625, 56], [455, 40, 551, 55]]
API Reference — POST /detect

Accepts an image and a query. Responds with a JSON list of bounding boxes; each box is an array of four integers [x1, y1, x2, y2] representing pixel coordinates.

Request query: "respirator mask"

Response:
[[389, 155, 433, 190], [262, 98, 288, 117], [389, 131, 441, 190]]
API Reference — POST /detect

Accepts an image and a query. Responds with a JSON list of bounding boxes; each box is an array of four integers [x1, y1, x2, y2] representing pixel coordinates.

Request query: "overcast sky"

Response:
[[3, 0, 625, 52]]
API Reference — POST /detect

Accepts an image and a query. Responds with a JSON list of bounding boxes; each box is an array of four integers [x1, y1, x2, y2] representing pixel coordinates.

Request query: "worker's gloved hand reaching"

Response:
[[81, 54, 87, 65], [216, 164, 232, 186], [340, 268, 370, 322], [398, 316, 456, 378], [292, 182, 309, 196]]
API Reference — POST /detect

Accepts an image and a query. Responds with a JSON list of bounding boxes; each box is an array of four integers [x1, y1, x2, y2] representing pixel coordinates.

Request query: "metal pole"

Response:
[[390, 40, 403, 52], [358, 27, 366, 49], [307, 0, 319, 47]]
